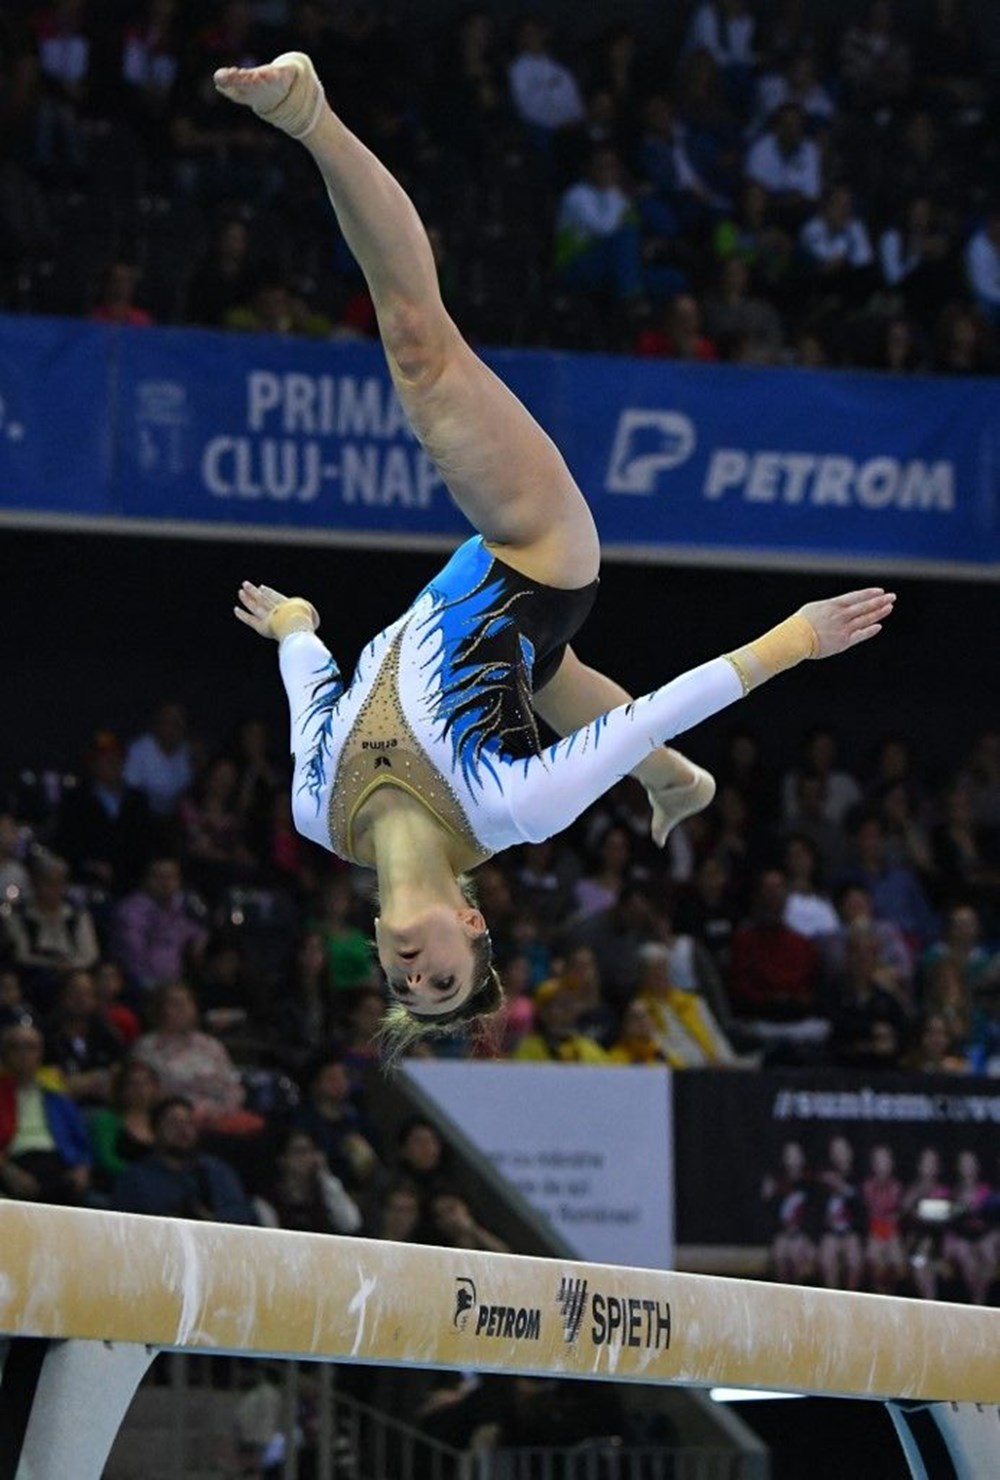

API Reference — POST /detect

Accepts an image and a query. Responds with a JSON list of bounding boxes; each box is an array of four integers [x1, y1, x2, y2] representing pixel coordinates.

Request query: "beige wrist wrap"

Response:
[[726, 614, 819, 695], [268, 598, 319, 641]]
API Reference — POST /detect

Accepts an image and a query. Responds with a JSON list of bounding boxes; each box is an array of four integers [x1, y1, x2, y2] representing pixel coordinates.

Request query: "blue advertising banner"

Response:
[[0, 317, 110, 515], [1, 315, 998, 574]]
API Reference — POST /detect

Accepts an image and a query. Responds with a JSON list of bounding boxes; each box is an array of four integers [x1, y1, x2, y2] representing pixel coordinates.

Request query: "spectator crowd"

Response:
[[1, 0, 1000, 369]]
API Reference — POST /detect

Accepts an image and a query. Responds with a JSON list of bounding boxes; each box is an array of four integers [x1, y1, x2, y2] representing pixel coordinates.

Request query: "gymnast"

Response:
[[217, 54, 895, 1049]]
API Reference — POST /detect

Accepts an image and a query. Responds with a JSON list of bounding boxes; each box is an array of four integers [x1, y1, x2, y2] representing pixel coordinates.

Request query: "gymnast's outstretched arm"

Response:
[[532, 647, 716, 846], [507, 589, 895, 844]]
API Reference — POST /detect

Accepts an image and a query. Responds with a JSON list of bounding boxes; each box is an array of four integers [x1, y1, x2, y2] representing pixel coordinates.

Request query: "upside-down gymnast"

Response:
[[217, 54, 895, 1051]]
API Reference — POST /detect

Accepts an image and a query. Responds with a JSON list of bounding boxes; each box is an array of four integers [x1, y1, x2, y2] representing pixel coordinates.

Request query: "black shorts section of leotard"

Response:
[[489, 551, 599, 693]]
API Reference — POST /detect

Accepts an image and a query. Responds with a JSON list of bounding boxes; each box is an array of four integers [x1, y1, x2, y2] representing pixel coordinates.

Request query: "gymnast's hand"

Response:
[[797, 588, 896, 659], [234, 582, 320, 641]]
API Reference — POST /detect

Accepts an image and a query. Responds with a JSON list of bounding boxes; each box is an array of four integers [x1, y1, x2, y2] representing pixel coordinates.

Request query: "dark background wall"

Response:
[[2, 526, 994, 788]]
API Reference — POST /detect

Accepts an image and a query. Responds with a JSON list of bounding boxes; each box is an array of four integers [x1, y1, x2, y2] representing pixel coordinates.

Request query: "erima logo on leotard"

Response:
[[606, 410, 697, 493]]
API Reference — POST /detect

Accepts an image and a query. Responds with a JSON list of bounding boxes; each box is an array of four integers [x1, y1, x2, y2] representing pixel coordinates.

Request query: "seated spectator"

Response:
[[426, 1185, 509, 1253], [919, 904, 995, 1052], [268, 929, 337, 1068], [957, 729, 1000, 839], [878, 194, 957, 328], [798, 185, 877, 309], [931, 782, 1000, 911], [179, 755, 257, 899], [512, 979, 609, 1063], [780, 769, 851, 882], [291, 1052, 381, 1192], [876, 780, 935, 880], [134, 979, 260, 1135], [340, 986, 387, 1076], [89, 261, 154, 327], [846, 813, 938, 954], [535, 945, 616, 1048], [862, 1144, 907, 1295], [782, 726, 862, 827], [55, 729, 153, 893], [901, 1146, 952, 1300], [121, 0, 181, 132], [913, 0, 985, 116], [882, 110, 957, 216], [761, 1140, 817, 1284], [635, 291, 717, 360], [607, 998, 670, 1064], [964, 207, 1000, 326], [866, 314, 927, 374], [3, 852, 99, 1011], [35, 0, 92, 108], [942, 1150, 995, 1305], [44, 967, 125, 1105], [515, 838, 580, 933], [112, 856, 208, 993], [744, 102, 822, 228], [709, 781, 765, 903], [311, 876, 376, 993], [369, 1176, 422, 1241], [0, 812, 32, 903], [634, 939, 738, 1066], [507, 16, 585, 137], [703, 255, 784, 362], [782, 834, 839, 939], [562, 885, 665, 1006], [685, 0, 757, 74], [94, 959, 141, 1046], [0, 1018, 92, 1205], [752, 51, 836, 137], [821, 883, 914, 1000], [393, 1116, 449, 1204], [931, 301, 997, 375], [225, 270, 333, 337], [635, 93, 727, 239], [0, 970, 28, 1032], [902, 1010, 970, 1073], [827, 921, 909, 1068], [815, 1137, 868, 1292], [572, 825, 643, 920], [227, 716, 280, 852], [555, 146, 643, 305], [729, 869, 824, 1035], [838, 0, 912, 114], [185, 217, 256, 328], [256, 1126, 362, 1235], [712, 180, 795, 296], [111, 1094, 255, 1223], [673, 855, 741, 979], [89, 1057, 160, 1193], [489, 953, 536, 1055], [123, 701, 194, 818]]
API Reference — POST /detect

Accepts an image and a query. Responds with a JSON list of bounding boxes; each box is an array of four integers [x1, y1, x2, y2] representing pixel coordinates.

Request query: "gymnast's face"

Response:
[[375, 904, 485, 1017]]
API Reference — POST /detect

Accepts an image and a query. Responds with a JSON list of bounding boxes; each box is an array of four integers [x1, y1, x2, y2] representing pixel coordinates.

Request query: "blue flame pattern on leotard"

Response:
[[298, 657, 344, 809], [414, 540, 542, 793]]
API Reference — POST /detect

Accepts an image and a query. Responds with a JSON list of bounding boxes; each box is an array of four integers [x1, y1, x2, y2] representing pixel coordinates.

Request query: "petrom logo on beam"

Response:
[[452, 1276, 542, 1340]]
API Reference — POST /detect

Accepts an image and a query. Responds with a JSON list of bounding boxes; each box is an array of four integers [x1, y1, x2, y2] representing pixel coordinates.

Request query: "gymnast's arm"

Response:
[[506, 588, 895, 843]]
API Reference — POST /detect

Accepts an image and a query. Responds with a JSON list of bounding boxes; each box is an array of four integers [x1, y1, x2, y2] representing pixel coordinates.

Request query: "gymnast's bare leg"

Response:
[[214, 53, 710, 837]]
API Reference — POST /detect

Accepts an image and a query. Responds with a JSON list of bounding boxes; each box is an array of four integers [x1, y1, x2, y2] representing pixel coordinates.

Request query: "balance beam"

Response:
[[1, 1203, 997, 1402]]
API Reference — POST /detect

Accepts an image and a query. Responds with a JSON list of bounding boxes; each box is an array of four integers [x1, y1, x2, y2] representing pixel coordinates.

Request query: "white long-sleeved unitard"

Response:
[[278, 537, 744, 863]]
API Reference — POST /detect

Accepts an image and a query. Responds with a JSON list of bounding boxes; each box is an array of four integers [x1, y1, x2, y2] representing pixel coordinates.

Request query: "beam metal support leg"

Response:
[[888, 1400, 1000, 1479]]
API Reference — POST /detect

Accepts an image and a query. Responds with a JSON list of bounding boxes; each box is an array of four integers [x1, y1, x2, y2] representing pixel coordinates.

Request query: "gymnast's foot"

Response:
[[235, 582, 319, 641], [645, 760, 716, 849], [213, 52, 326, 139]]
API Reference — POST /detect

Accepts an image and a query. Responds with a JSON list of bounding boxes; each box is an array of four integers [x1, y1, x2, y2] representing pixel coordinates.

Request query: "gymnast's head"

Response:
[[374, 873, 502, 1058]]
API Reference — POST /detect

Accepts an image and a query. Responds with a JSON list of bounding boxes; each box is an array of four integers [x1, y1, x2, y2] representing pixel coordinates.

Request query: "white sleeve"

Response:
[[505, 657, 744, 843]]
